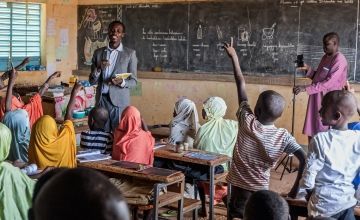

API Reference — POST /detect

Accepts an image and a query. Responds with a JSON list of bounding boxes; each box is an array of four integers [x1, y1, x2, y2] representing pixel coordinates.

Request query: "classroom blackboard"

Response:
[[77, 0, 360, 81]]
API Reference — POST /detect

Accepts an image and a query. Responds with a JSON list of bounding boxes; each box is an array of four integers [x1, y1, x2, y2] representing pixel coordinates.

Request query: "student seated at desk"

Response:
[[243, 190, 289, 220], [28, 83, 83, 169], [168, 98, 200, 147], [31, 168, 130, 220], [0, 70, 61, 128], [223, 38, 306, 220], [2, 67, 31, 162], [194, 96, 238, 213], [112, 106, 154, 165], [298, 90, 360, 220], [80, 106, 113, 153], [0, 122, 35, 220]]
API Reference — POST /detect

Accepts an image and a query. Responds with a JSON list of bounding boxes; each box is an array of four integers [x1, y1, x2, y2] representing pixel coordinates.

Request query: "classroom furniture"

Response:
[[148, 125, 170, 140], [285, 197, 360, 220], [78, 159, 185, 220], [154, 145, 231, 220]]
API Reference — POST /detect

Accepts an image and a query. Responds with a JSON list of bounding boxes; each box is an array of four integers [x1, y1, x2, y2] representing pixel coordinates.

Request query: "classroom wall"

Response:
[[3, 0, 78, 85]]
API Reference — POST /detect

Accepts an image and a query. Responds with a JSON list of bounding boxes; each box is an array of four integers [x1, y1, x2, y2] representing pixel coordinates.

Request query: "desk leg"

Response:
[[153, 184, 160, 220], [227, 160, 232, 220], [209, 165, 215, 220], [177, 180, 184, 220]]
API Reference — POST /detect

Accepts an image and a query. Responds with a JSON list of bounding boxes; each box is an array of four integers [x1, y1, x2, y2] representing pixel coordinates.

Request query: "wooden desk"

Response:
[[149, 126, 170, 140], [285, 197, 360, 219], [155, 145, 231, 220], [78, 159, 185, 220]]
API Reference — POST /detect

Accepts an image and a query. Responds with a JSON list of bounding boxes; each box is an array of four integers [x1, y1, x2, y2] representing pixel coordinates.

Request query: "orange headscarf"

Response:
[[112, 106, 154, 165], [28, 115, 76, 169], [0, 94, 43, 128]]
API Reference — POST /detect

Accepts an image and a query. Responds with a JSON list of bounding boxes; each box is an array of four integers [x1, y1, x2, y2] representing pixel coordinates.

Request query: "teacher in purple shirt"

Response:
[[293, 32, 348, 142]]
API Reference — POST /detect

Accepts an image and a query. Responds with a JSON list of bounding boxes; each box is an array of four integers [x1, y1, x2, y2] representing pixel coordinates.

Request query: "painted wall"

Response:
[[2, 0, 78, 85]]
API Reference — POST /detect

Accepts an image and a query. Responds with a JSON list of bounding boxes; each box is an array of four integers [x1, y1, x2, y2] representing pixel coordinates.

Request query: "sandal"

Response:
[[160, 210, 177, 217]]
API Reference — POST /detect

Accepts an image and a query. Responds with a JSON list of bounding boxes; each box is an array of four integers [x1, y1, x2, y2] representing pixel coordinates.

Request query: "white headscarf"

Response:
[[169, 98, 200, 146]]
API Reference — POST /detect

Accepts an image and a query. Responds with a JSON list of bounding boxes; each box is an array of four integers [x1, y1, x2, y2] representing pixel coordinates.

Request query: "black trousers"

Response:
[[228, 185, 254, 219]]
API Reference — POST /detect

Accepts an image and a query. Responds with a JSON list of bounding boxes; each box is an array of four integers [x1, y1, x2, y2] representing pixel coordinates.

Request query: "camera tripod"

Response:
[[275, 56, 303, 180]]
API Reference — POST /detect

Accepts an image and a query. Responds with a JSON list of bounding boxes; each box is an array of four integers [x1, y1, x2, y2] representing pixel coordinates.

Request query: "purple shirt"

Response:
[[303, 52, 348, 137]]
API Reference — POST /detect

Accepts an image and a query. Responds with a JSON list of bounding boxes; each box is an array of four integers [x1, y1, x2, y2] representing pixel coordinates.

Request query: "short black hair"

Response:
[[323, 32, 340, 44], [244, 190, 289, 220], [33, 168, 129, 220], [258, 90, 285, 121], [108, 20, 126, 33], [322, 90, 357, 118], [89, 106, 109, 127]]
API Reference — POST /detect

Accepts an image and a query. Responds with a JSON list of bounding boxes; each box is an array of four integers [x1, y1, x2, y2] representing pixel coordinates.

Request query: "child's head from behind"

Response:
[[319, 90, 357, 128], [88, 106, 109, 130], [33, 168, 129, 220], [202, 97, 227, 121], [254, 90, 285, 124], [244, 190, 289, 220]]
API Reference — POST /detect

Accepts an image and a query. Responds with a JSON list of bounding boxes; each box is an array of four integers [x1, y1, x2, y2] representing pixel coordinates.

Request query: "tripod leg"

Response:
[[275, 154, 288, 171], [280, 156, 290, 180]]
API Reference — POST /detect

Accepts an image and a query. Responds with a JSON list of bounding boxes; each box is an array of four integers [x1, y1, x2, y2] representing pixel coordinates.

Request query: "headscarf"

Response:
[[112, 106, 154, 165], [0, 122, 35, 220], [194, 97, 238, 170], [2, 110, 30, 162], [0, 93, 43, 128], [28, 115, 77, 169], [169, 98, 200, 146]]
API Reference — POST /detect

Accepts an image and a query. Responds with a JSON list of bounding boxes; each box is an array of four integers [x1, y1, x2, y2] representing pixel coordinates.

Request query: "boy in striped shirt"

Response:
[[80, 107, 113, 153], [223, 38, 306, 219]]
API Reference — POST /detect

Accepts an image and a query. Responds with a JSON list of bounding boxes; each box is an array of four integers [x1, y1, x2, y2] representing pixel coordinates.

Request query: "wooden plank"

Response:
[[155, 145, 231, 166], [78, 159, 184, 183], [167, 198, 201, 213]]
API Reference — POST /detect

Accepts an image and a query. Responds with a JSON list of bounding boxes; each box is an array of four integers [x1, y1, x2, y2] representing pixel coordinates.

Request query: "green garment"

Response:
[[0, 122, 35, 220], [3, 110, 31, 162], [194, 97, 238, 170]]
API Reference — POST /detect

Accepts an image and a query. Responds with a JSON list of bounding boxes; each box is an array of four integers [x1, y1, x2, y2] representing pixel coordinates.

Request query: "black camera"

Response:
[[295, 54, 304, 68]]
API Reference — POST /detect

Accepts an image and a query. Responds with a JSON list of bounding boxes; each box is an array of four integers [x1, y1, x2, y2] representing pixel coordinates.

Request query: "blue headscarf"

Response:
[[2, 110, 30, 162]]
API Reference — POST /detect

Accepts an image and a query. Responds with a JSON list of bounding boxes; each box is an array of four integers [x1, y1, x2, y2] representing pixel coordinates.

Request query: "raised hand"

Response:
[[223, 37, 237, 58]]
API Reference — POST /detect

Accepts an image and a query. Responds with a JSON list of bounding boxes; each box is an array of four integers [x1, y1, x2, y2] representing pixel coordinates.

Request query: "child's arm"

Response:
[[141, 117, 149, 131], [298, 138, 325, 198], [1, 57, 30, 82], [38, 71, 61, 96], [344, 81, 360, 116], [64, 82, 83, 121], [5, 67, 17, 113], [224, 37, 248, 104], [288, 148, 306, 198]]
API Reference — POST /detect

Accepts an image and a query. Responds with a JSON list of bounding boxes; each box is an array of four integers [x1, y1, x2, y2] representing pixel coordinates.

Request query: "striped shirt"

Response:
[[227, 101, 301, 191], [80, 130, 113, 153]]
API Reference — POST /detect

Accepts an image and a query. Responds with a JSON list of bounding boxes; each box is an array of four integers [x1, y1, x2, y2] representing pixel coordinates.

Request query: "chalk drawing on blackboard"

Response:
[[216, 25, 223, 40], [197, 25, 203, 40], [262, 23, 276, 41], [238, 26, 249, 42], [78, 8, 97, 30], [83, 37, 108, 65]]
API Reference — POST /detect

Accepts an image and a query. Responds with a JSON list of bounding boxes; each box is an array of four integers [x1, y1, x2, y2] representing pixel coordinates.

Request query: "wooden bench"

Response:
[[168, 198, 202, 220]]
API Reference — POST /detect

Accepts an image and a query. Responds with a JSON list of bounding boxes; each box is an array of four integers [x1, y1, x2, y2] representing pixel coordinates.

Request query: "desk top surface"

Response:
[[155, 145, 231, 166], [78, 159, 184, 183]]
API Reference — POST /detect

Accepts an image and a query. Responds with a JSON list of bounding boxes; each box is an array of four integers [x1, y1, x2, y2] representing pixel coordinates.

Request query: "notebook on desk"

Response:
[[138, 167, 181, 177], [183, 152, 219, 160]]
